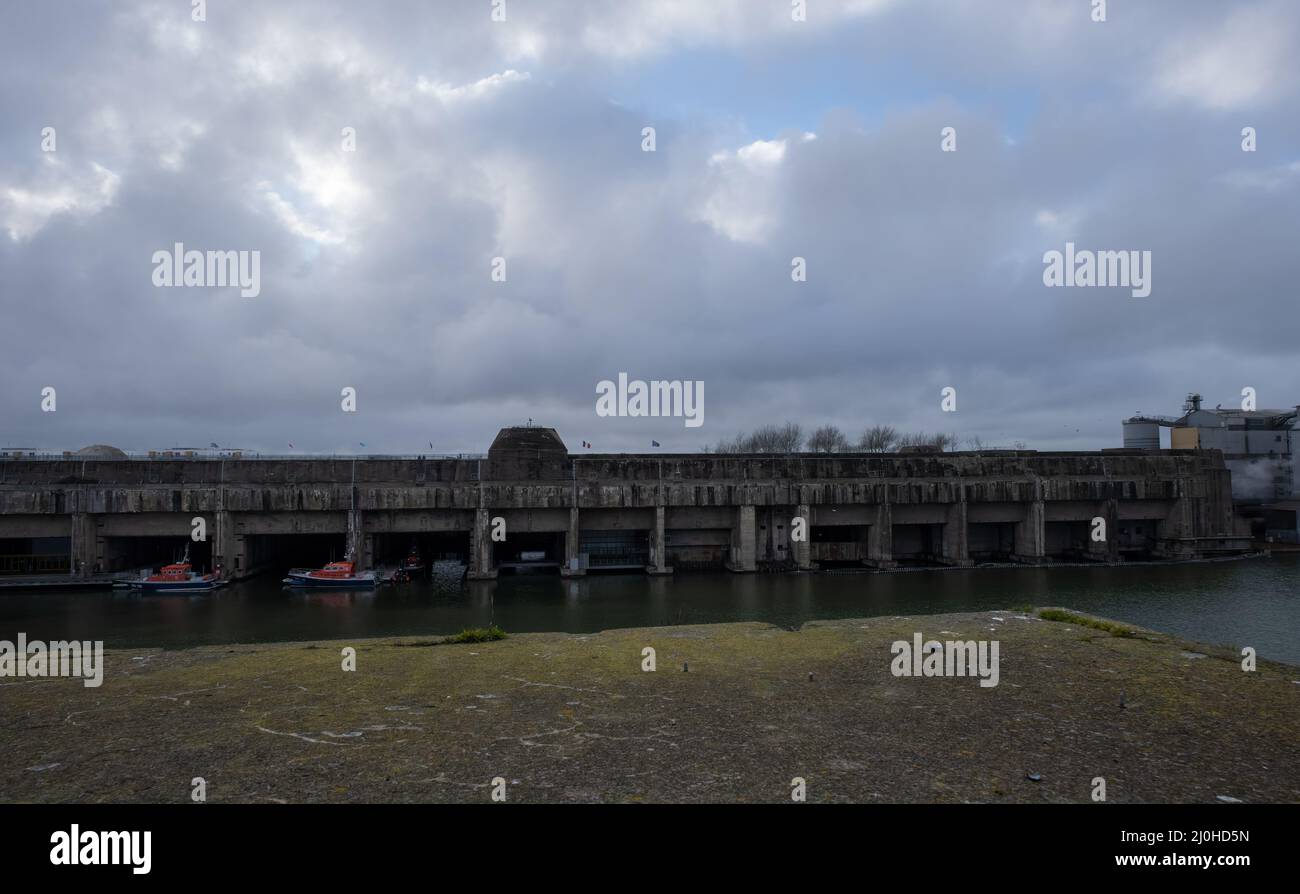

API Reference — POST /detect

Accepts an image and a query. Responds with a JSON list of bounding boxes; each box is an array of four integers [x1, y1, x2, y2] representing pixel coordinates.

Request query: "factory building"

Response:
[[1124, 393, 1300, 542]]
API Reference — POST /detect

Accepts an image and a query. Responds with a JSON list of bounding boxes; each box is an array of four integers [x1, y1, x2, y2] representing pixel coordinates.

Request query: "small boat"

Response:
[[126, 549, 226, 593], [283, 555, 378, 589], [399, 544, 425, 576]]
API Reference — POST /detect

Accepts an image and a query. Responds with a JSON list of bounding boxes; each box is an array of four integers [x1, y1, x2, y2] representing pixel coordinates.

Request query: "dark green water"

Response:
[[2, 556, 1297, 664]]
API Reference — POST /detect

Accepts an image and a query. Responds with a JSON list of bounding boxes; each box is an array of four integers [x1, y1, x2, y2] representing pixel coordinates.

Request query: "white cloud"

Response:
[[2, 161, 120, 242], [287, 144, 367, 212], [254, 143, 371, 247], [258, 185, 344, 246], [1033, 208, 1084, 231], [494, 28, 547, 63], [1221, 160, 1300, 192], [579, 0, 894, 59], [416, 70, 531, 104], [156, 121, 207, 172], [1153, 3, 1297, 109], [696, 135, 814, 243]]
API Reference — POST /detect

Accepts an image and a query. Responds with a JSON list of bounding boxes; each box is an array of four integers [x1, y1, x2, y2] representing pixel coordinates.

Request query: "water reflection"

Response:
[[0, 556, 1295, 664]]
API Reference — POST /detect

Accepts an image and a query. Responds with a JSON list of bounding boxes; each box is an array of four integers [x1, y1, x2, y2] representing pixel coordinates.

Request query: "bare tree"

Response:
[[712, 423, 802, 454], [808, 424, 849, 453], [897, 431, 959, 451], [747, 422, 804, 453], [858, 425, 898, 453], [712, 434, 747, 454], [935, 432, 959, 451]]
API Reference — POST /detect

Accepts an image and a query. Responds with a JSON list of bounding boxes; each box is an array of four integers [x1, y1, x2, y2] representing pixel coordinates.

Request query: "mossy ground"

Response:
[[2, 610, 1297, 803]]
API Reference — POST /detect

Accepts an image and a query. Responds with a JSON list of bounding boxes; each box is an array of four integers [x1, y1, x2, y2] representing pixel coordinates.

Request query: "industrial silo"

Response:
[[1123, 419, 1161, 449]]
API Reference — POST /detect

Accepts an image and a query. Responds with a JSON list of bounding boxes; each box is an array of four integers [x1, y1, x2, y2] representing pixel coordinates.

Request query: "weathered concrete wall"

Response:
[[0, 442, 1246, 578]]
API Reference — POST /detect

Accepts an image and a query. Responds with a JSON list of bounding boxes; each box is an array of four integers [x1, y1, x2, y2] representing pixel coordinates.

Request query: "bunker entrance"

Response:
[[809, 524, 868, 567], [0, 537, 71, 575], [580, 529, 649, 573], [967, 522, 1016, 562], [245, 533, 347, 577], [1117, 521, 1160, 559], [372, 532, 471, 567], [1045, 521, 1092, 560], [890, 523, 945, 566], [103, 536, 212, 576], [665, 529, 730, 571], [495, 532, 565, 575]]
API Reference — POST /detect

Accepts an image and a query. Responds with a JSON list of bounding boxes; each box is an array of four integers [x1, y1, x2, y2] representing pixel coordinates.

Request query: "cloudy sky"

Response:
[[2, 0, 1298, 455]]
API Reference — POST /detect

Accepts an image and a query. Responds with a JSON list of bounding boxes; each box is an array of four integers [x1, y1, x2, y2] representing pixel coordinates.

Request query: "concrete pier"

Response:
[[0, 428, 1251, 580]]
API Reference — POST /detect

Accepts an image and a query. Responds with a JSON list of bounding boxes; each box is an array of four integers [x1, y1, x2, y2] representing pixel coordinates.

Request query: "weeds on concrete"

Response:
[[443, 625, 508, 644], [1037, 609, 1134, 637]]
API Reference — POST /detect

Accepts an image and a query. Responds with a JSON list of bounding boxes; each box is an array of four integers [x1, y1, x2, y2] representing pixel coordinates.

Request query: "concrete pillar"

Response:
[[941, 499, 971, 567], [1013, 501, 1046, 564], [1087, 499, 1120, 562], [70, 513, 96, 578], [647, 505, 672, 575], [1156, 498, 1196, 558], [562, 506, 584, 576], [758, 507, 774, 562], [793, 503, 812, 570], [1107, 499, 1121, 562], [468, 507, 497, 580], [728, 505, 756, 572], [213, 510, 246, 579], [867, 502, 895, 569]]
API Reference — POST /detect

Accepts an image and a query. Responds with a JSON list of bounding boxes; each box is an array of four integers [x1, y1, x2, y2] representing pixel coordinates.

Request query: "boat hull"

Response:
[[283, 572, 378, 589], [128, 578, 226, 593]]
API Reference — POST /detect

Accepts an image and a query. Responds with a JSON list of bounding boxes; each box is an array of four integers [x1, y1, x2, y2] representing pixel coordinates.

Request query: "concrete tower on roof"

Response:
[[485, 426, 569, 481]]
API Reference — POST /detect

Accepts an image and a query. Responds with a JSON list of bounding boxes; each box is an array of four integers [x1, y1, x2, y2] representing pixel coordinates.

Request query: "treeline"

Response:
[[708, 424, 1026, 454]]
